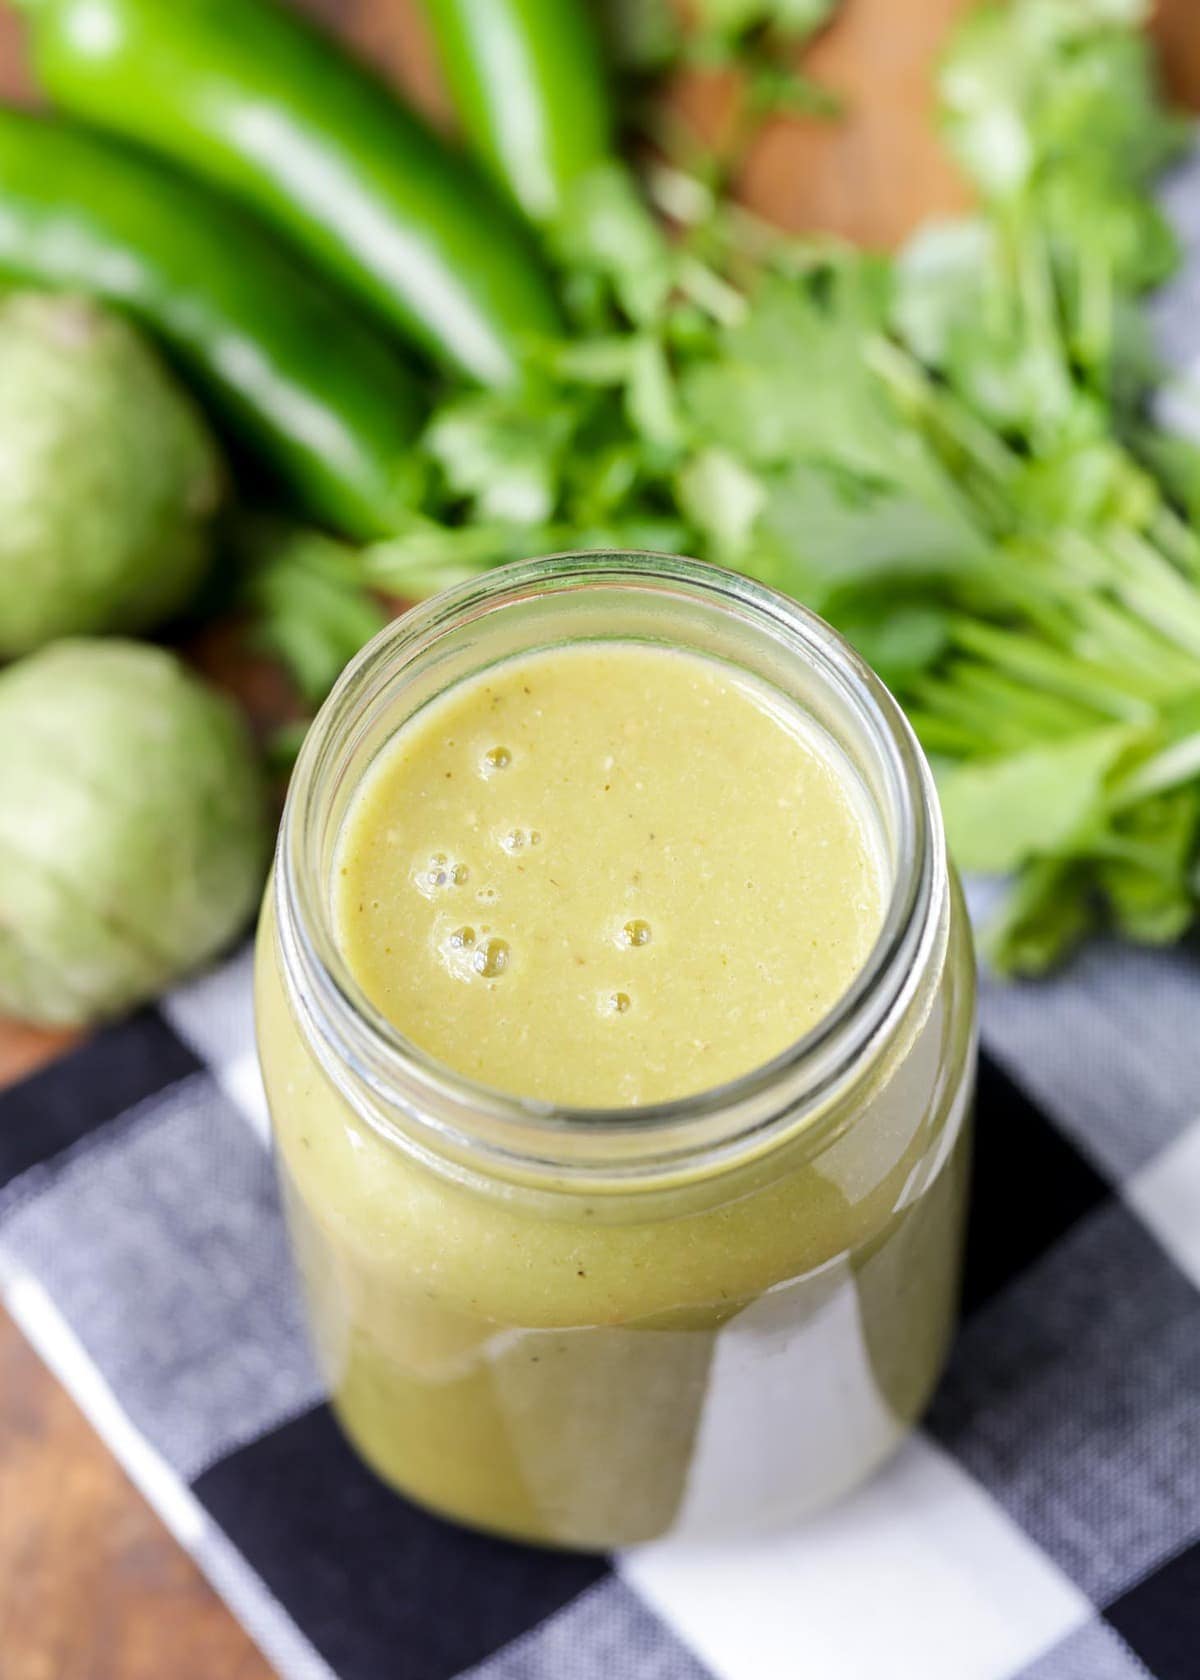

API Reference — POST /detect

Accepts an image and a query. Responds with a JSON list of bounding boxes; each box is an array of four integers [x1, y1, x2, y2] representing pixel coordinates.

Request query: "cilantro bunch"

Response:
[[252, 0, 1200, 974]]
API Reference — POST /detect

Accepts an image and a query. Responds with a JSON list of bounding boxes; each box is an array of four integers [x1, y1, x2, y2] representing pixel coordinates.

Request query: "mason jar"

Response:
[[255, 552, 977, 1550]]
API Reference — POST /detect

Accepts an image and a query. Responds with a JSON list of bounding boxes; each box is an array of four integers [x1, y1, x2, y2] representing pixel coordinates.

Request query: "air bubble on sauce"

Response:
[[500, 828, 529, 854], [482, 746, 512, 774], [473, 937, 509, 979], [448, 925, 476, 951], [416, 852, 468, 896], [607, 991, 632, 1015], [620, 918, 652, 948]]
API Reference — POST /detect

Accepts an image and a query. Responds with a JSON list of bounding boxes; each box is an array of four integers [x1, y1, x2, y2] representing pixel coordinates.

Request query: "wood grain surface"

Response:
[[0, 2, 1197, 1676]]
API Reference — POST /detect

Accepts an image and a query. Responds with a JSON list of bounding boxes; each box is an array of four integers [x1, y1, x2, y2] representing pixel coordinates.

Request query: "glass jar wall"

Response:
[[256, 553, 977, 1549]]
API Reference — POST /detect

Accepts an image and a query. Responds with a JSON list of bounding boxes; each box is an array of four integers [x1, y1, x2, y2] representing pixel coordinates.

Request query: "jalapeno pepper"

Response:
[[0, 111, 424, 539], [13, 0, 563, 386], [421, 0, 612, 225]]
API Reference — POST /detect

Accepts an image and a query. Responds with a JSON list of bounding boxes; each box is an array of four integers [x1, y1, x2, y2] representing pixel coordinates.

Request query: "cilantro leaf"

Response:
[[236, 521, 387, 706], [1095, 788, 1200, 944], [550, 163, 676, 327], [940, 0, 1185, 205], [981, 857, 1097, 975], [423, 392, 575, 525], [937, 726, 1139, 873]]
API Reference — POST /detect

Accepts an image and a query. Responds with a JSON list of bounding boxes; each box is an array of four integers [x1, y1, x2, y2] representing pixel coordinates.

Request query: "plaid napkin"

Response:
[[5, 154, 1200, 1680]]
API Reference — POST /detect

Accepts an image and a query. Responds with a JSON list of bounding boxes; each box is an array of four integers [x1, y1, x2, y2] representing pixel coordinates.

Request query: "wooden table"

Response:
[[0, 2, 1197, 1675]]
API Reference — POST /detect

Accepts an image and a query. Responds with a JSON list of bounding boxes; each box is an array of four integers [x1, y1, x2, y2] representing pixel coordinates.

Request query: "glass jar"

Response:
[[255, 552, 976, 1550]]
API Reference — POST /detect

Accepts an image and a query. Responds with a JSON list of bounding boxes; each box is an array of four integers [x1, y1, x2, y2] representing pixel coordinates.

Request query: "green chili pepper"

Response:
[[0, 111, 424, 539], [13, 0, 562, 387], [421, 0, 612, 225]]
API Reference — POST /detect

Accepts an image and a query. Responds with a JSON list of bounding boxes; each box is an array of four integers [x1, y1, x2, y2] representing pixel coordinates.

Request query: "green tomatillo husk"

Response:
[[0, 640, 270, 1026], [0, 291, 223, 659]]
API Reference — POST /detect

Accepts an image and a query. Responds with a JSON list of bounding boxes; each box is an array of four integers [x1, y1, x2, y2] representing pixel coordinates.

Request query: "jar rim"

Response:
[[275, 551, 945, 1190]]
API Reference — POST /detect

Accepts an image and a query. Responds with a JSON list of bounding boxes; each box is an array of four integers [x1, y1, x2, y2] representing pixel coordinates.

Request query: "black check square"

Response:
[[1107, 1538, 1200, 1680], [193, 1403, 608, 1680], [961, 1054, 1111, 1315], [0, 1009, 199, 1195], [928, 1199, 1200, 1605]]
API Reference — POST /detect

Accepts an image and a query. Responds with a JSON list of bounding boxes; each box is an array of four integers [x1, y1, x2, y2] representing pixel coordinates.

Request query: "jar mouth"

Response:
[[276, 552, 944, 1188]]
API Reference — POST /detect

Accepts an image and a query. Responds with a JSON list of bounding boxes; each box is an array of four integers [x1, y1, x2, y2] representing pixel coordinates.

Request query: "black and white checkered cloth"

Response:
[[6, 155, 1200, 1680]]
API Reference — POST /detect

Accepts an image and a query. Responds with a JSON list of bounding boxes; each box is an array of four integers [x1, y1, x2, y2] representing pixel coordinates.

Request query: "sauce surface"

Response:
[[334, 642, 885, 1107]]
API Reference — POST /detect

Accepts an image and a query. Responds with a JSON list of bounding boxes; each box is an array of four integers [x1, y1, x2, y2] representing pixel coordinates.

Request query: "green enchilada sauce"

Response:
[[257, 640, 972, 1545]]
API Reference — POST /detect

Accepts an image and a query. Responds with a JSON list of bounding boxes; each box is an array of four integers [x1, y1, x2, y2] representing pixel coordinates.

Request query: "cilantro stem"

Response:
[[1071, 248, 1114, 380], [1151, 503, 1200, 579], [1111, 735, 1200, 808], [903, 712, 983, 757], [1071, 595, 1200, 694], [1106, 529, 1200, 658], [643, 161, 716, 229], [1011, 219, 1076, 431], [865, 336, 1019, 514], [675, 253, 748, 326], [910, 666, 1096, 750], [948, 619, 1158, 722]]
